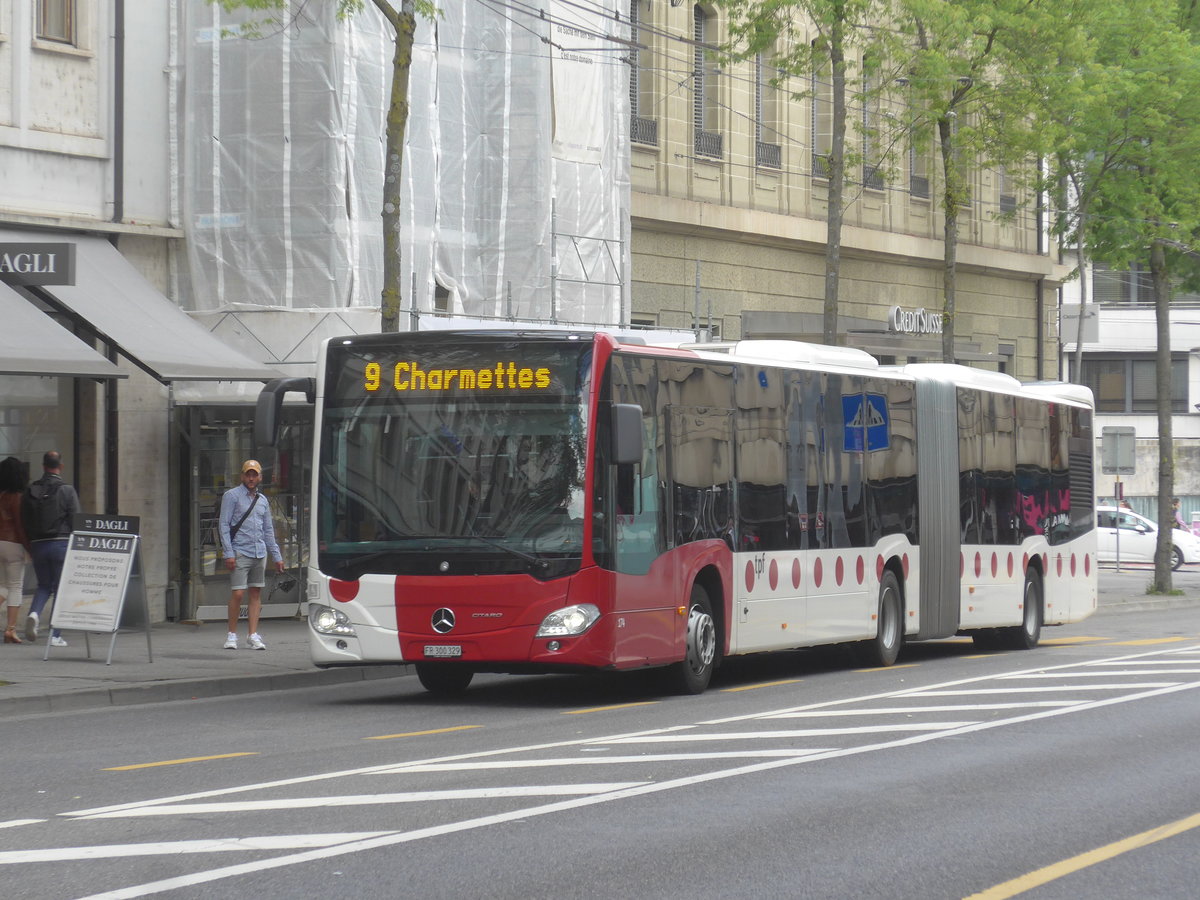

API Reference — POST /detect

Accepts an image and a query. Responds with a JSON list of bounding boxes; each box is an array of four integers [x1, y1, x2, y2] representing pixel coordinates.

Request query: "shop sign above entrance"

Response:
[[888, 304, 943, 335], [0, 242, 76, 286]]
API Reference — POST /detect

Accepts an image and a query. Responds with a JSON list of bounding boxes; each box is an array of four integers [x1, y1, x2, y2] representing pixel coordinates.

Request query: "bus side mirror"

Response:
[[255, 377, 316, 448], [612, 403, 643, 465]]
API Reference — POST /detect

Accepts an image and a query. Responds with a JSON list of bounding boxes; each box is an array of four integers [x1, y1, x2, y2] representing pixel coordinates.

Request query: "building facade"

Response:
[[626, 2, 1062, 378], [0, 1, 1067, 625]]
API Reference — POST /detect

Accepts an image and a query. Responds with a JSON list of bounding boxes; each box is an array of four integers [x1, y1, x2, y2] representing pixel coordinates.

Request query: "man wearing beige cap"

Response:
[[218, 459, 284, 650]]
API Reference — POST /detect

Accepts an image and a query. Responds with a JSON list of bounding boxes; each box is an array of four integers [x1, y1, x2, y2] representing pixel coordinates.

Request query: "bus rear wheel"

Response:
[[665, 584, 718, 695], [1001, 570, 1042, 650], [859, 570, 903, 667], [416, 663, 474, 695]]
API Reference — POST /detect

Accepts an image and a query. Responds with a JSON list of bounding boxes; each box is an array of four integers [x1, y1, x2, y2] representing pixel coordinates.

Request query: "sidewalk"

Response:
[[2, 572, 1196, 716], [0, 616, 411, 716]]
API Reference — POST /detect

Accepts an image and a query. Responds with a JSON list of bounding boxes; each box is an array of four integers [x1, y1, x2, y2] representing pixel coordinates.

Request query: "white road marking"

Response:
[[0, 833, 394, 865], [1002, 669, 1200, 677], [0, 819, 45, 830], [911, 684, 1180, 695], [75, 679, 1200, 900], [771, 702, 1080, 716], [376, 749, 836, 773], [78, 784, 648, 819], [603, 722, 978, 742]]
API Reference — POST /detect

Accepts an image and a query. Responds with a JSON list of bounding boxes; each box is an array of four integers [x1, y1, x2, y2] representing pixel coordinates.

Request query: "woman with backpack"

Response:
[[0, 456, 32, 644]]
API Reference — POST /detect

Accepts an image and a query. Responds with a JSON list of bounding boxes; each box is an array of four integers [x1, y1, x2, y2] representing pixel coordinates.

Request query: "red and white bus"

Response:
[[257, 330, 1097, 694]]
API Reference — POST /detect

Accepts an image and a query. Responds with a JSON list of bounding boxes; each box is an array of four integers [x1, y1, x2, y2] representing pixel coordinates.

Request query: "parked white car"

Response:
[[1096, 506, 1200, 569]]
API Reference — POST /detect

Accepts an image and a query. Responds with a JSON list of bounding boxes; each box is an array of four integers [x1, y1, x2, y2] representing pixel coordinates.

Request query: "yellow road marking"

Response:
[[104, 753, 258, 771], [1040, 636, 1108, 645], [965, 810, 1200, 899], [721, 679, 802, 693], [364, 725, 481, 740], [855, 663, 919, 673], [563, 701, 659, 715], [1107, 637, 1189, 646]]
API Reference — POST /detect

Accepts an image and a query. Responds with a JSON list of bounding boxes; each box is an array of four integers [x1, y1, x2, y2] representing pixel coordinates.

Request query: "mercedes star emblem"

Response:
[[431, 608, 456, 634]]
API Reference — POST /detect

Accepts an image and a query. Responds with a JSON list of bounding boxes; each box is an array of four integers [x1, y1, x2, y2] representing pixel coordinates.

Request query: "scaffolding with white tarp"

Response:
[[182, 0, 631, 331]]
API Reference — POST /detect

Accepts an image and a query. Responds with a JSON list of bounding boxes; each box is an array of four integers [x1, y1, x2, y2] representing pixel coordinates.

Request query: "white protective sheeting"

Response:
[[184, 0, 629, 328]]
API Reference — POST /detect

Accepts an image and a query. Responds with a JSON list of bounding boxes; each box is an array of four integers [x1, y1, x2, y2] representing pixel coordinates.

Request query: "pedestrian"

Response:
[[22, 450, 81, 646], [1173, 498, 1186, 530], [1, 457, 32, 644], [218, 459, 284, 650]]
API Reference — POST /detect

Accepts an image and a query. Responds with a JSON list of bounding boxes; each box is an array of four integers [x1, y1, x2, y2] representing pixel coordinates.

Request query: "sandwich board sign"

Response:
[[46, 514, 152, 664]]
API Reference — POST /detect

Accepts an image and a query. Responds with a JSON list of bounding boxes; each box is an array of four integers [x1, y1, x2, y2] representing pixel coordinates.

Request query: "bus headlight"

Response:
[[536, 603, 600, 637], [309, 603, 356, 637]]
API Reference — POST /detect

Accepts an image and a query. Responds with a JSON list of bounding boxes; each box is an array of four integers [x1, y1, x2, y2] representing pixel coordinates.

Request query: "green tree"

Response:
[[895, 0, 1057, 363], [213, 0, 433, 332], [722, 0, 891, 346], [1080, 9, 1200, 591]]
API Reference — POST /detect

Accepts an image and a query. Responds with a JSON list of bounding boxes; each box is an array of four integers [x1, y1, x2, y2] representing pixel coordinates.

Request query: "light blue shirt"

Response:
[[219, 484, 282, 561]]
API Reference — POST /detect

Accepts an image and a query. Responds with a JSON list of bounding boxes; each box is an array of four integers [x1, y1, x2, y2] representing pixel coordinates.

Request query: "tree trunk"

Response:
[[937, 115, 959, 362], [1150, 238, 1174, 592], [375, 0, 416, 333], [822, 14, 847, 347], [1070, 203, 1090, 381]]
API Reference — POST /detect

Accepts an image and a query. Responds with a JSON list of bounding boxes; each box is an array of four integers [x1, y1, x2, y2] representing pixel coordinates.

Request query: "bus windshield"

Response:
[[317, 335, 592, 580]]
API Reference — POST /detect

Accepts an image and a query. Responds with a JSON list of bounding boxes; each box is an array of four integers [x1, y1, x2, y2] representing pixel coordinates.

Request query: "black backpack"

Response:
[[26, 478, 64, 539]]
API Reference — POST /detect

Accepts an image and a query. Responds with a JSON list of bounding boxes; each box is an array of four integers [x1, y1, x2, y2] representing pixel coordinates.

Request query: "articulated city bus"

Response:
[[257, 330, 1097, 695]]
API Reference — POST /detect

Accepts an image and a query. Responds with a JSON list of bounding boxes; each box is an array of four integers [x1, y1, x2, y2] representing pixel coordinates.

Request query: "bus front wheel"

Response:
[[416, 663, 474, 695], [860, 570, 903, 667], [665, 584, 718, 695]]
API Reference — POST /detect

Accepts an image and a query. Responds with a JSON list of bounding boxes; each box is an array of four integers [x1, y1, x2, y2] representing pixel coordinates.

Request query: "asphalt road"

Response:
[[5, 603, 1200, 900]]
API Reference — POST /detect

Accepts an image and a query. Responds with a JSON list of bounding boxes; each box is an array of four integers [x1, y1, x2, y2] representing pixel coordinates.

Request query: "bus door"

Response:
[[666, 404, 735, 644], [732, 366, 802, 653]]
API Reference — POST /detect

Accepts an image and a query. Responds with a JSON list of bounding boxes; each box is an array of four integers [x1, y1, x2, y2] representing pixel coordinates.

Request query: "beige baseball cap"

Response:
[[241, 459, 262, 475]]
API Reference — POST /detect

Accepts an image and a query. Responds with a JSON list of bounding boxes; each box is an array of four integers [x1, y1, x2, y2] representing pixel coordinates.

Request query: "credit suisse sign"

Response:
[[0, 242, 76, 286], [888, 304, 943, 335]]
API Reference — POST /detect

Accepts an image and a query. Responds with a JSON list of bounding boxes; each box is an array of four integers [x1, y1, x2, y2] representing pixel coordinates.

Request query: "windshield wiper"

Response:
[[465, 528, 548, 571]]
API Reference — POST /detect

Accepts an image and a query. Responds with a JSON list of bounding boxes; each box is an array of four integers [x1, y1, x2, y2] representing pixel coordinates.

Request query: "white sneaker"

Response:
[[248, 633, 266, 651], [25, 611, 38, 642], [49, 635, 68, 648], [223, 632, 238, 650]]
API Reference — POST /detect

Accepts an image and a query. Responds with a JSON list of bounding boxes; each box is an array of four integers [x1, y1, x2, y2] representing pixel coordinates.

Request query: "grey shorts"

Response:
[[231, 554, 267, 590]]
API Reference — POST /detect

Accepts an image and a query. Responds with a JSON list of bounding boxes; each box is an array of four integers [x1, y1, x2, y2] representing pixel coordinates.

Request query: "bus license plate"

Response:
[[424, 645, 462, 658]]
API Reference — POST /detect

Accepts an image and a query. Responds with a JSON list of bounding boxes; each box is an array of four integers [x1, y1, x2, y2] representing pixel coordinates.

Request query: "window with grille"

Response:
[[998, 168, 1016, 215], [692, 6, 721, 159], [754, 54, 781, 168], [861, 55, 883, 189], [38, 0, 75, 44], [811, 42, 832, 176], [629, 0, 658, 146]]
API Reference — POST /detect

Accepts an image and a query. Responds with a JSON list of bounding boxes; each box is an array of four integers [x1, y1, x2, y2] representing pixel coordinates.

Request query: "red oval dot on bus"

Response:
[[745, 560, 755, 593], [1023, 552, 1029, 572], [1070, 553, 1077, 576], [1085, 554, 1091, 576], [902, 554, 909, 579], [1043, 553, 1049, 571], [1007, 553, 1014, 578], [856, 556, 865, 585], [814, 558, 824, 588], [792, 557, 802, 589], [329, 578, 359, 603], [990, 552, 998, 578], [876, 555, 885, 581], [835, 556, 845, 586], [974, 552, 982, 578], [769, 558, 779, 591], [1056, 553, 1063, 577]]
